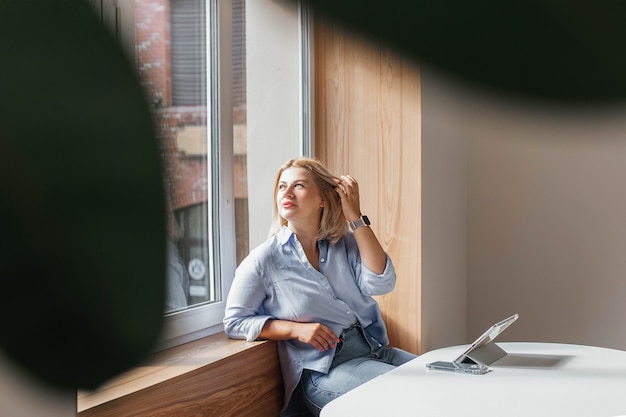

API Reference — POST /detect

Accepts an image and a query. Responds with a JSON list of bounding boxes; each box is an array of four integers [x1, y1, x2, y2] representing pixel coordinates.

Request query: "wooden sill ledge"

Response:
[[77, 332, 283, 417]]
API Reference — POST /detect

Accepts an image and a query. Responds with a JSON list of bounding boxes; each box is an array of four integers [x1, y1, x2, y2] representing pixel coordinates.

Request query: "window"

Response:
[[91, 0, 308, 349]]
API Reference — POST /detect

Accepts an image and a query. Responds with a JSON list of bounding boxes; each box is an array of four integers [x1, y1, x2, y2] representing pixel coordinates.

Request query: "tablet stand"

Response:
[[457, 342, 508, 365]]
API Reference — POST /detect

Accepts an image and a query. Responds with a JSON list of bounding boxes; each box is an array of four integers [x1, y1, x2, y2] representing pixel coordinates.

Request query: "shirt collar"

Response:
[[277, 225, 295, 245], [277, 225, 328, 247]]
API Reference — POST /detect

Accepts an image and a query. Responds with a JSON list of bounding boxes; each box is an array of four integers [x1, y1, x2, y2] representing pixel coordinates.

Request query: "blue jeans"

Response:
[[300, 323, 417, 416]]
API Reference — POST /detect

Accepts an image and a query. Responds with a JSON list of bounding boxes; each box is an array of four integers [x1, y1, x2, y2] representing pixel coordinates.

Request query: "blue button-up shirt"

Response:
[[224, 226, 396, 409]]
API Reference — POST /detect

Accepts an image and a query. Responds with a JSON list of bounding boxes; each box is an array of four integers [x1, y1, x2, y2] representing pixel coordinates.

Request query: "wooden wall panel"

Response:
[[314, 18, 422, 353]]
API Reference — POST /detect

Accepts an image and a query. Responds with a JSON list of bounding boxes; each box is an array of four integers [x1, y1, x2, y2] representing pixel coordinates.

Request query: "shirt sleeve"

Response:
[[343, 232, 396, 296], [223, 255, 274, 342], [357, 253, 396, 296]]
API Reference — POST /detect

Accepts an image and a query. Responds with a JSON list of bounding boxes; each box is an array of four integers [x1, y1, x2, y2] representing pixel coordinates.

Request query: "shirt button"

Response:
[[346, 311, 351, 315], [320, 258, 325, 263]]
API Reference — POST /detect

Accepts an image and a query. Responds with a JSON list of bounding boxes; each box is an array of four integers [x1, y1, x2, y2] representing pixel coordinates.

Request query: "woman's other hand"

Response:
[[260, 320, 339, 351], [293, 322, 340, 351]]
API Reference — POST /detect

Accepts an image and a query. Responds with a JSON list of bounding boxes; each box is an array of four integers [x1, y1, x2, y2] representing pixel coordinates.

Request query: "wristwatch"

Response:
[[348, 215, 370, 231]]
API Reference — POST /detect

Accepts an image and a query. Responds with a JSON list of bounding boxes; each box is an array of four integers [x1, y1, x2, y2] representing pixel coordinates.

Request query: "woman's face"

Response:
[[276, 167, 324, 226]]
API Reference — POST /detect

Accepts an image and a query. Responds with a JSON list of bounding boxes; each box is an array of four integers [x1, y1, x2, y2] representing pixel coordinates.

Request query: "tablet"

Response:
[[454, 313, 519, 364]]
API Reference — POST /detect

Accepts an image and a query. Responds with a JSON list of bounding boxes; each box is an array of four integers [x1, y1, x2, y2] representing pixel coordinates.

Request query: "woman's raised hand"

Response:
[[334, 174, 361, 222]]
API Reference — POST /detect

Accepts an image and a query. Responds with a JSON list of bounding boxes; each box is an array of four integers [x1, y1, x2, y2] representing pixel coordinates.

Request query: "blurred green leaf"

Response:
[[0, 0, 166, 390]]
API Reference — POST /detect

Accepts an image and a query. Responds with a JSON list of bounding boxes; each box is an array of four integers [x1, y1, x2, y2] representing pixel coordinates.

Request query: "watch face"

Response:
[[363, 215, 370, 226]]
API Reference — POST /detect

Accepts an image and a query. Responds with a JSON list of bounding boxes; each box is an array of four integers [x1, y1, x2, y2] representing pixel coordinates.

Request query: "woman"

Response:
[[224, 157, 416, 416]]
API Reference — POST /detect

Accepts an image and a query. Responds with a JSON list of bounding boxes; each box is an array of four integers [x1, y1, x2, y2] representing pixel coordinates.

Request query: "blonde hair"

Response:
[[270, 157, 348, 244]]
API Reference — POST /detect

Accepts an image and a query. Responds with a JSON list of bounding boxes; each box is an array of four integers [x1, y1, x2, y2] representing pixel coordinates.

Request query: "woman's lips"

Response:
[[282, 201, 295, 208]]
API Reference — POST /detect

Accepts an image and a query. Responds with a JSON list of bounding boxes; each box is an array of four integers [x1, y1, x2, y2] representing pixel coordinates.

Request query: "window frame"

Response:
[[162, 0, 314, 350], [88, 0, 310, 351], [157, 0, 235, 349]]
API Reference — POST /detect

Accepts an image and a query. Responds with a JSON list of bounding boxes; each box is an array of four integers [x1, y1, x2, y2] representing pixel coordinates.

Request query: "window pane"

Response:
[[134, 0, 213, 312]]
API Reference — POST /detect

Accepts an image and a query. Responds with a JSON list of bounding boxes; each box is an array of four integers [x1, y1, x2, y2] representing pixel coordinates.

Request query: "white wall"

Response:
[[422, 68, 626, 351], [466, 95, 626, 350], [246, 0, 304, 248], [420, 67, 468, 352]]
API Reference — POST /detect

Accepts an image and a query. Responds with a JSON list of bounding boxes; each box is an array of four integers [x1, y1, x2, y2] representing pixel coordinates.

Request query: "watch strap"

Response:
[[348, 215, 370, 231]]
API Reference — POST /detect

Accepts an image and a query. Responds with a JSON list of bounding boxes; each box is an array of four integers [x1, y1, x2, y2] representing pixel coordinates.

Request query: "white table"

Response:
[[321, 342, 626, 417]]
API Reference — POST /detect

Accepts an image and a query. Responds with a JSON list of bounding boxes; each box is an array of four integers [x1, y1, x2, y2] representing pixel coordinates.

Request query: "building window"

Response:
[[170, 0, 207, 106]]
